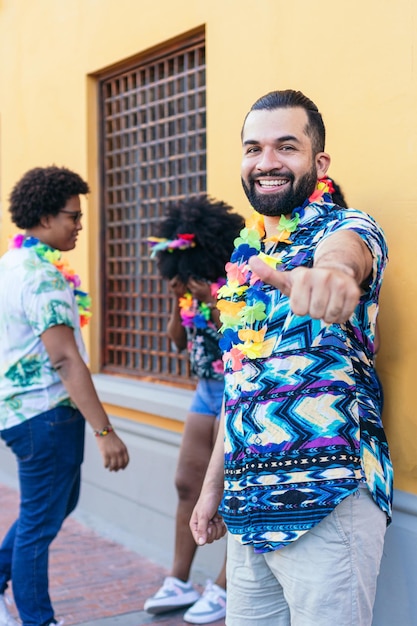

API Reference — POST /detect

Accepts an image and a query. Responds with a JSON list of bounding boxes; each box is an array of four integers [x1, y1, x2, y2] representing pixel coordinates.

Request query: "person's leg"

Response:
[[0, 406, 85, 626], [214, 555, 227, 592], [265, 486, 387, 626], [226, 534, 290, 626], [144, 409, 218, 614], [144, 379, 226, 617], [0, 520, 17, 594], [172, 408, 218, 582]]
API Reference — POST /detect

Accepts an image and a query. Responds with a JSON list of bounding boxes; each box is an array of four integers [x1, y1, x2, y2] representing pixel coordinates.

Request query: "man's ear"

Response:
[[315, 152, 331, 179]]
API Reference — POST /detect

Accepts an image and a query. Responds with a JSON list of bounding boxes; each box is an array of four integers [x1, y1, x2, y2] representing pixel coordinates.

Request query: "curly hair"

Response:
[[330, 179, 348, 208], [153, 195, 245, 283], [9, 166, 90, 229]]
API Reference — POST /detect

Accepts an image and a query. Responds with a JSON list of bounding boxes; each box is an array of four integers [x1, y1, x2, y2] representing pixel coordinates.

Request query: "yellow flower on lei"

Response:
[[245, 212, 265, 238], [217, 282, 248, 299], [217, 299, 246, 328], [238, 327, 267, 343], [238, 340, 265, 359], [257, 251, 282, 269]]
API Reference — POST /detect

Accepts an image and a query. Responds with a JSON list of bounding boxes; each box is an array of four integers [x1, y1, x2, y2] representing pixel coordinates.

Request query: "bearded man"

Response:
[[190, 90, 392, 626]]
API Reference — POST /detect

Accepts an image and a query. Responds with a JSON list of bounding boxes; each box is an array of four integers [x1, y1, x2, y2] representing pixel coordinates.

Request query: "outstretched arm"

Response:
[[41, 324, 129, 472], [190, 409, 226, 545], [249, 230, 372, 324]]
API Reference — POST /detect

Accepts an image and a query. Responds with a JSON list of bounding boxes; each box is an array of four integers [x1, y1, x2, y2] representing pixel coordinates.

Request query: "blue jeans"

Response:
[[0, 406, 85, 626]]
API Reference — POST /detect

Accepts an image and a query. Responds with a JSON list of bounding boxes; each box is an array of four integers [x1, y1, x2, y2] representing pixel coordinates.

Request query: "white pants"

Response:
[[226, 486, 387, 626]]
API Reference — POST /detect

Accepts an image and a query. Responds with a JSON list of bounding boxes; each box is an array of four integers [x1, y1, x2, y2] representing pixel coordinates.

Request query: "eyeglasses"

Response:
[[59, 209, 83, 223]]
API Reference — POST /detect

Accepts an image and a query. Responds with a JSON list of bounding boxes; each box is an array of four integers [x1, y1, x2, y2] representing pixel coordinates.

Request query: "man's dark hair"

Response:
[[244, 89, 326, 154], [153, 195, 245, 284], [9, 165, 90, 229]]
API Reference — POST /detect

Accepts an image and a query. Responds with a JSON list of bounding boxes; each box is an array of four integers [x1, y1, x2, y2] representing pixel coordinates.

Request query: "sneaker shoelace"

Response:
[[161, 577, 179, 593], [203, 580, 214, 596], [202, 580, 224, 602]]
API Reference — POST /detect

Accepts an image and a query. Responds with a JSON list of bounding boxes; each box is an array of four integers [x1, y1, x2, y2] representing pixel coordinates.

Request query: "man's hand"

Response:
[[96, 433, 130, 471], [190, 490, 226, 546], [190, 410, 226, 545], [249, 256, 361, 324]]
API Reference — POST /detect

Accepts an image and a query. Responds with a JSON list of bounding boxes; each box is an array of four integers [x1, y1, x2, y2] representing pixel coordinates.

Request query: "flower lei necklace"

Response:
[[9, 234, 92, 327], [179, 279, 226, 330], [148, 233, 196, 257], [217, 178, 334, 371]]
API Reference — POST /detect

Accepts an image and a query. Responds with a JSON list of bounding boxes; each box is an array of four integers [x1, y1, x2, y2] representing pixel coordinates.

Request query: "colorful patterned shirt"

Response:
[[0, 245, 87, 430], [186, 315, 224, 381], [220, 202, 393, 553]]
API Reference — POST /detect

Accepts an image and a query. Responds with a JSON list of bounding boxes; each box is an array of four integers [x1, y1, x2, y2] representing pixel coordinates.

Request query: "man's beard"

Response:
[[241, 166, 318, 216]]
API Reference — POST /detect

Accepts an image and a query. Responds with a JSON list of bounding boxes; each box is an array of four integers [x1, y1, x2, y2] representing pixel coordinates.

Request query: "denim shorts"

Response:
[[189, 378, 224, 420]]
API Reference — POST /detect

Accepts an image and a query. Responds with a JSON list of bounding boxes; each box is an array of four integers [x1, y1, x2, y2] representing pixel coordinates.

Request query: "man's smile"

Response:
[[256, 177, 291, 192]]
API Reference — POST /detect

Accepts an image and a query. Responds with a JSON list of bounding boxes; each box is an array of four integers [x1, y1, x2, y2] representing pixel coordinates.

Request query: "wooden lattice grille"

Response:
[[100, 35, 206, 382]]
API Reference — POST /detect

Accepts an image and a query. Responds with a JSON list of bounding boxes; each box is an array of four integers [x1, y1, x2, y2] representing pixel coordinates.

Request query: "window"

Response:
[[99, 32, 206, 383]]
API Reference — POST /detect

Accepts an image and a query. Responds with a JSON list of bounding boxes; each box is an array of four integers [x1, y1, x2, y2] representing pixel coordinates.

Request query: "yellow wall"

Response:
[[1, 0, 416, 492]]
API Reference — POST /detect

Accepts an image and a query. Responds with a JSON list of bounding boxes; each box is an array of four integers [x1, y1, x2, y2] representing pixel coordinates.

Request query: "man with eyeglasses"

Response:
[[0, 166, 129, 626]]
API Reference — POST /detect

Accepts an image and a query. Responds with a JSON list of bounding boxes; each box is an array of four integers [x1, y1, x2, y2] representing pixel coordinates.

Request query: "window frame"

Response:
[[97, 29, 206, 386]]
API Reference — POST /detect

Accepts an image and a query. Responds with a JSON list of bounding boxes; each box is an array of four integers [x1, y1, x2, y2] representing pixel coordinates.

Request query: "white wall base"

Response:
[[373, 489, 417, 626]]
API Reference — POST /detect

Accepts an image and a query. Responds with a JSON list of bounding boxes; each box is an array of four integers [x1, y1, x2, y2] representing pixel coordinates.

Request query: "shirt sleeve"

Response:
[[321, 208, 388, 299], [22, 260, 77, 336]]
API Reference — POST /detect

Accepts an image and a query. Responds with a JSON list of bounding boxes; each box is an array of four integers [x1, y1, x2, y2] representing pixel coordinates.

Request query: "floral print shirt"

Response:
[[186, 316, 224, 380], [0, 246, 87, 429]]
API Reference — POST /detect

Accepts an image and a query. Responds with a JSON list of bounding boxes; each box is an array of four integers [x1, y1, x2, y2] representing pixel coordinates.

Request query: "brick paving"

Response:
[[0, 482, 226, 626]]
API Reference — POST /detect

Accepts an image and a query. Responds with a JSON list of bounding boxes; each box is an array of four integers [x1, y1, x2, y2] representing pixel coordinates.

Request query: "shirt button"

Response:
[[245, 447, 251, 454], [251, 496, 258, 503]]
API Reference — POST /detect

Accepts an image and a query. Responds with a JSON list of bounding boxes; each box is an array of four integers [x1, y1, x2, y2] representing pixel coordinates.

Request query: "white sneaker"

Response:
[[144, 576, 200, 615], [183, 580, 226, 624], [0, 595, 19, 626]]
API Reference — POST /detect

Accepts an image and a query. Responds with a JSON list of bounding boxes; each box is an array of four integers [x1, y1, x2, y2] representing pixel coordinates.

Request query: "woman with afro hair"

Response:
[[144, 196, 244, 624]]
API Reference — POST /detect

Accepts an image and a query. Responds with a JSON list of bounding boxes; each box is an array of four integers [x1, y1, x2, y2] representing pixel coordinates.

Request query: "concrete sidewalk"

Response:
[[0, 482, 225, 626]]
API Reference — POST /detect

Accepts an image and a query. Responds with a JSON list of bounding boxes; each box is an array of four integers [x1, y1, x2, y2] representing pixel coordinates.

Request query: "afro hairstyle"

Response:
[[330, 180, 348, 208], [9, 165, 90, 229], [153, 195, 245, 284]]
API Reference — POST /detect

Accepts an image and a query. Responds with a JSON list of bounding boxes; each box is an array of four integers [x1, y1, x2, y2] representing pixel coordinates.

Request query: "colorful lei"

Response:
[[148, 233, 196, 258], [179, 279, 226, 329], [9, 234, 92, 327], [217, 178, 334, 371]]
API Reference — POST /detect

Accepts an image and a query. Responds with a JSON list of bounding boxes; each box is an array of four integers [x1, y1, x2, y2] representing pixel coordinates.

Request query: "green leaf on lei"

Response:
[[234, 227, 262, 250], [239, 301, 267, 324], [278, 212, 300, 233]]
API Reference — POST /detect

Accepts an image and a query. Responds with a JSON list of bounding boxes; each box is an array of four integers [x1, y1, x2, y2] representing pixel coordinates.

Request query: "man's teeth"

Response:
[[259, 179, 287, 187]]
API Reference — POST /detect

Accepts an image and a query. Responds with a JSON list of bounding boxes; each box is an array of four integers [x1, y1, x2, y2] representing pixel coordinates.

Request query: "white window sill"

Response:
[[93, 373, 193, 423]]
